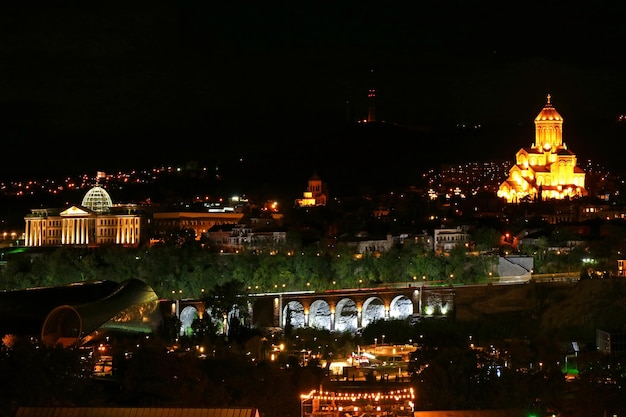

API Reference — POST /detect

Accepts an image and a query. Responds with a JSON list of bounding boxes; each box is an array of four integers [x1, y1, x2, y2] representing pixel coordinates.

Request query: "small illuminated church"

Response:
[[498, 94, 587, 203], [295, 172, 327, 207]]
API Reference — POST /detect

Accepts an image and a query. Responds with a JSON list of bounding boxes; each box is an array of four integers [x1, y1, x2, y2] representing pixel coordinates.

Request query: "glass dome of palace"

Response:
[[81, 186, 113, 213]]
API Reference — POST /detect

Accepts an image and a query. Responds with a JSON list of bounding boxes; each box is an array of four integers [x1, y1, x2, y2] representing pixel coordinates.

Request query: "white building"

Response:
[[433, 226, 470, 254], [205, 222, 287, 253], [24, 185, 142, 247]]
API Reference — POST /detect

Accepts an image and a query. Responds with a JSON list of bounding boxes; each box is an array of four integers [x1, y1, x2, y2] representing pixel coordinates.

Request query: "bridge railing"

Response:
[[323, 273, 579, 292], [529, 272, 579, 283], [253, 273, 579, 296]]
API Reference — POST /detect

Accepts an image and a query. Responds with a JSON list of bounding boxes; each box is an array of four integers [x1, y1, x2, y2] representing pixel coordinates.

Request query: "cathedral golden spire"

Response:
[[497, 95, 587, 203]]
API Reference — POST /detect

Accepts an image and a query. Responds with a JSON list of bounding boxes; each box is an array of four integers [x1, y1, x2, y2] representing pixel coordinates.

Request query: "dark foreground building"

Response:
[[0, 279, 162, 347], [14, 408, 260, 417]]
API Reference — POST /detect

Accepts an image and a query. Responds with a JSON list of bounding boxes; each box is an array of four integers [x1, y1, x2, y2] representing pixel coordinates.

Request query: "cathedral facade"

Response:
[[498, 95, 587, 203]]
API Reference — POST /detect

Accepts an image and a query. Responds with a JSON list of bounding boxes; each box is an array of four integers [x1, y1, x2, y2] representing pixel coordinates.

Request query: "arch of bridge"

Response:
[[280, 287, 421, 330]]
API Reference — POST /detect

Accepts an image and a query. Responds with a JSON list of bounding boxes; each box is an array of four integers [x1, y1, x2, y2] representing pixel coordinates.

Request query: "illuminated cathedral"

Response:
[[497, 94, 587, 203]]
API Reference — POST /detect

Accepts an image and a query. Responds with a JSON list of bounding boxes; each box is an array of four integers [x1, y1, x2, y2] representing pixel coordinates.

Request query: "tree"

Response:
[[201, 279, 250, 341], [471, 227, 501, 252], [361, 319, 414, 345]]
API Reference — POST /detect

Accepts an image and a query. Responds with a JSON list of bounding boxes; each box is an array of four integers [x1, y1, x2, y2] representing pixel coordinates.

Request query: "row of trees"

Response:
[[1, 230, 588, 298]]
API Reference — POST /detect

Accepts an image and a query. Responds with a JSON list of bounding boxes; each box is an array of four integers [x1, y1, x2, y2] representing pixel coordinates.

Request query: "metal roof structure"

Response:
[[81, 186, 113, 214], [0, 279, 162, 347], [413, 411, 527, 417], [14, 408, 260, 417], [0, 280, 120, 336]]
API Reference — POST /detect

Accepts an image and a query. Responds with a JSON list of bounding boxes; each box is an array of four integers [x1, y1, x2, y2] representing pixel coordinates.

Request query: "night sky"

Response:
[[1, 1, 625, 181]]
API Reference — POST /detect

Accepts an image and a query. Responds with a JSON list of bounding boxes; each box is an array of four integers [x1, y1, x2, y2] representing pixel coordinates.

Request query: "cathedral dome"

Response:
[[81, 186, 113, 213], [535, 94, 563, 121]]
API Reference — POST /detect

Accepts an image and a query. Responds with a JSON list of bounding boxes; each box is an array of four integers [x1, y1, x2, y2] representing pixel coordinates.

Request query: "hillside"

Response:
[[453, 278, 626, 344]]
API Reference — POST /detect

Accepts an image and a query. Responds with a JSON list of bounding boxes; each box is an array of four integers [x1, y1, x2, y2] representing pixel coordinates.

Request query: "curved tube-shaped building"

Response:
[[0, 279, 162, 348], [41, 279, 161, 347], [0, 280, 120, 337]]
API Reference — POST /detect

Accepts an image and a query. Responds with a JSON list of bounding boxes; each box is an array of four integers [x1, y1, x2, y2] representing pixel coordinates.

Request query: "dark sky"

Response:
[[1, 1, 625, 180]]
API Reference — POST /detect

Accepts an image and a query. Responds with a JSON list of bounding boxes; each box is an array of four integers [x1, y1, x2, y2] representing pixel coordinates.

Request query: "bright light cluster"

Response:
[[301, 387, 414, 401]]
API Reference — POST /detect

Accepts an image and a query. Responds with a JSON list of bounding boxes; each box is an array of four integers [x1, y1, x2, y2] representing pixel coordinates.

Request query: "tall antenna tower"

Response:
[[366, 68, 376, 123], [367, 88, 376, 123]]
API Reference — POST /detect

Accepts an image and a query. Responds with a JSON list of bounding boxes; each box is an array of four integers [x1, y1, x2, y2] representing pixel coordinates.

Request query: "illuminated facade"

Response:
[[498, 95, 587, 203], [301, 387, 414, 417], [24, 185, 142, 247], [433, 226, 470, 254], [152, 211, 244, 243], [295, 172, 327, 207]]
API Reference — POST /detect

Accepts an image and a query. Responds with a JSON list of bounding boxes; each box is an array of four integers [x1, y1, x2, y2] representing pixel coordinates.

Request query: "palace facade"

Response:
[[24, 185, 142, 247], [498, 95, 587, 203]]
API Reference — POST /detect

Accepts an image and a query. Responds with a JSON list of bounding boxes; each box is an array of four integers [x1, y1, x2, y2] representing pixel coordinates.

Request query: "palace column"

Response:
[[71, 218, 77, 244], [38, 220, 43, 246], [79, 218, 85, 244], [131, 218, 138, 244], [61, 219, 67, 244], [25, 219, 31, 246], [25, 219, 36, 246]]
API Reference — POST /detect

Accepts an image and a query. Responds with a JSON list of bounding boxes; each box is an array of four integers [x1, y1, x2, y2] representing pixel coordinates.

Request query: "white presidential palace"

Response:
[[24, 184, 142, 247]]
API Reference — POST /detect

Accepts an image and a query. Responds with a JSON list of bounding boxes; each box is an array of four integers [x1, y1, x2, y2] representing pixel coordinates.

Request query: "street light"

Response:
[[300, 393, 313, 417]]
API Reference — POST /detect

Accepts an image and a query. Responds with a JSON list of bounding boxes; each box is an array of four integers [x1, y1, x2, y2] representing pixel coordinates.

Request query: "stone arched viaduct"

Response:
[[248, 286, 455, 331], [172, 286, 455, 335], [173, 279, 577, 336]]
